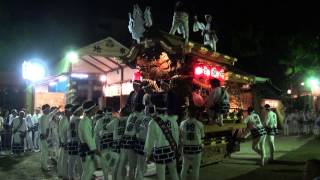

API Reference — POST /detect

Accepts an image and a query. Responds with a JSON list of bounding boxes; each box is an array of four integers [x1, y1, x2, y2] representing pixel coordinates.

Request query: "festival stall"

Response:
[[30, 37, 137, 111]]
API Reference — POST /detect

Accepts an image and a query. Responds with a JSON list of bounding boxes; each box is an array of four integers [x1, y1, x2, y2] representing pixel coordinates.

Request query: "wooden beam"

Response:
[[88, 55, 113, 71], [80, 57, 107, 73]]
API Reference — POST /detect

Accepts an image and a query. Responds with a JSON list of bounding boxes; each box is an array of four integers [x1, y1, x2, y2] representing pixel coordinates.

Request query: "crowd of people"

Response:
[[283, 109, 320, 137], [1, 78, 220, 180]]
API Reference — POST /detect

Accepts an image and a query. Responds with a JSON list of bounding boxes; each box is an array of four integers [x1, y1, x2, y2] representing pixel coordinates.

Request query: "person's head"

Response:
[[35, 108, 40, 114], [42, 104, 50, 115], [119, 106, 130, 117], [64, 104, 73, 117], [19, 111, 25, 119], [133, 80, 142, 92], [205, 14, 212, 23], [150, 93, 167, 115], [95, 110, 104, 120], [82, 101, 98, 117], [247, 107, 254, 114], [11, 109, 18, 116], [71, 104, 83, 117], [209, 78, 221, 88], [264, 104, 271, 111], [105, 107, 113, 118]]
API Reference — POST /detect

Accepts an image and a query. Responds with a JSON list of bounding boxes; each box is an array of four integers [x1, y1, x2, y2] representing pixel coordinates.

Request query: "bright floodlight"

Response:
[[66, 51, 79, 63], [287, 89, 292, 95], [22, 61, 46, 82], [307, 77, 319, 88], [100, 74, 107, 82], [301, 82, 305, 86]]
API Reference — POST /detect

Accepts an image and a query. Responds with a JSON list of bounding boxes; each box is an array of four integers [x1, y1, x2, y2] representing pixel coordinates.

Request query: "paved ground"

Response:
[[0, 135, 319, 180]]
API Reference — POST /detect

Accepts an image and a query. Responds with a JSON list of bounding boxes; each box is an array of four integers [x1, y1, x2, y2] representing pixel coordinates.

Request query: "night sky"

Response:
[[0, 0, 319, 88]]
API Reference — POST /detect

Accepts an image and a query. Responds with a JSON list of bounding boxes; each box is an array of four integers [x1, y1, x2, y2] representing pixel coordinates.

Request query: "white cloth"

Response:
[[39, 113, 52, 169], [144, 114, 179, 156], [68, 115, 81, 143], [68, 154, 82, 179], [244, 112, 264, 130], [11, 117, 27, 144], [181, 153, 202, 180], [25, 115, 34, 150], [180, 118, 204, 146], [265, 111, 277, 128], [58, 116, 69, 144], [78, 116, 96, 151]]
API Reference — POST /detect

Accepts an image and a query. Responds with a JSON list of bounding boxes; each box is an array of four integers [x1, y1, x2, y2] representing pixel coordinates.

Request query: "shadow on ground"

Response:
[[227, 138, 320, 180]]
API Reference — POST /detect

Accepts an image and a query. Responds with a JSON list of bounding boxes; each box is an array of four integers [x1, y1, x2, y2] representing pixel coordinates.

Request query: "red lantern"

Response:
[[133, 70, 142, 81], [194, 65, 203, 76]]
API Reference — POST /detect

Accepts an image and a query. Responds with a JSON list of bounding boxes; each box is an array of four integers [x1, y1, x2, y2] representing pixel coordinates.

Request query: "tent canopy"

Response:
[[54, 37, 136, 85]]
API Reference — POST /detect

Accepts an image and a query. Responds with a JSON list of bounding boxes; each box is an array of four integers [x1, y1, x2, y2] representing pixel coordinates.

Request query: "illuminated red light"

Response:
[[203, 66, 211, 77], [194, 66, 203, 76]]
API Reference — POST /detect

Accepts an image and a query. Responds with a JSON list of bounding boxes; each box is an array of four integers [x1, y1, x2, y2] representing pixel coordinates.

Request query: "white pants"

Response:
[[180, 153, 202, 180], [252, 135, 266, 165], [68, 154, 82, 179], [33, 131, 40, 149], [58, 148, 69, 178], [155, 160, 179, 180], [292, 121, 299, 135], [81, 155, 97, 180], [25, 131, 34, 150], [100, 150, 119, 180], [117, 149, 137, 180], [169, 12, 189, 43], [135, 154, 147, 180], [40, 139, 49, 169], [267, 135, 275, 160]]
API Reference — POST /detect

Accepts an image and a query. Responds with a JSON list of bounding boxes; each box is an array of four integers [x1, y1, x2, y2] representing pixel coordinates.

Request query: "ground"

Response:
[[0, 136, 319, 180]]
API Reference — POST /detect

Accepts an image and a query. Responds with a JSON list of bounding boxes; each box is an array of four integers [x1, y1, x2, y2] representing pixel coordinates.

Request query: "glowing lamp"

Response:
[[307, 77, 319, 88], [287, 89, 292, 95], [22, 61, 46, 82], [194, 66, 203, 76], [100, 74, 107, 82], [66, 51, 79, 63]]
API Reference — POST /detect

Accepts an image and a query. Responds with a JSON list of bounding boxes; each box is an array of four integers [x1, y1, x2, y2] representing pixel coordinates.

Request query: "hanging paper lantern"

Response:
[[133, 70, 143, 81]]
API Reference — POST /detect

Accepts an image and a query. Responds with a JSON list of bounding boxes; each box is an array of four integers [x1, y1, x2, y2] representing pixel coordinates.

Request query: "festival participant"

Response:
[[78, 101, 101, 180], [11, 111, 27, 156], [58, 104, 73, 179], [95, 107, 116, 180], [180, 106, 204, 180], [144, 94, 180, 180], [264, 104, 278, 162], [135, 106, 154, 180], [117, 105, 144, 180], [67, 104, 83, 180], [243, 107, 267, 166]]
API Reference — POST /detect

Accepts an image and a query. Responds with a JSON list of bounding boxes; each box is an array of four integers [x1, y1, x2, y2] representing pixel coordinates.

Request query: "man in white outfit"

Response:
[[58, 104, 73, 179], [32, 108, 41, 151], [48, 109, 59, 162], [117, 106, 144, 180], [283, 110, 292, 136], [144, 95, 180, 180], [25, 113, 34, 151], [264, 104, 277, 161], [243, 107, 267, 166], [135, 106, 154, 180], [180, 106, 205, 180], [67, 104, 83, 180], [11, 111, 27, 156], [78, 101, 101, 180], [108, 108, 128, 180], [95, 108, 117, 180], [39, 104, 59, 171]]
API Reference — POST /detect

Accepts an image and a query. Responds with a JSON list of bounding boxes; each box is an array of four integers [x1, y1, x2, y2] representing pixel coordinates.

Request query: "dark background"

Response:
[[0, 0, 319, 89]]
